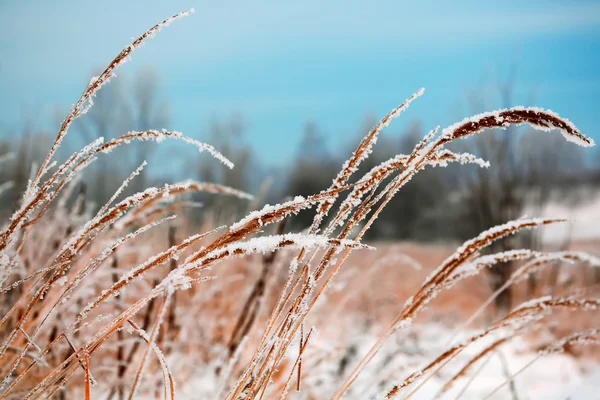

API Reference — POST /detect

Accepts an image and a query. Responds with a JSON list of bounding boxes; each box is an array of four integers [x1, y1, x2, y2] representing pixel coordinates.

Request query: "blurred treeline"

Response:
[[1, 67, 598, 243]]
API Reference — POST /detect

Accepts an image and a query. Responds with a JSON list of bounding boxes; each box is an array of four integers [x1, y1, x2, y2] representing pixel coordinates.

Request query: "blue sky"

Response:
[[1, 0, 599, 166]]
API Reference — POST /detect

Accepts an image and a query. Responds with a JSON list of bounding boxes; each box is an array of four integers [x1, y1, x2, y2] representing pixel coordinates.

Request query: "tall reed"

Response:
[[0, 9, 597, 400]]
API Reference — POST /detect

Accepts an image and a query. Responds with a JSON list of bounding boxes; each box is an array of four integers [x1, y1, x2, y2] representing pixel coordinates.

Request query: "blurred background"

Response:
[[1, 0, 599, 243], [1, 2, 600, 397]]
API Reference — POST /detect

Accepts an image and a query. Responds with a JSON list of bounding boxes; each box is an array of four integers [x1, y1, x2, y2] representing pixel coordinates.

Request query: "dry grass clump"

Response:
[[0, 9, 599, 400]]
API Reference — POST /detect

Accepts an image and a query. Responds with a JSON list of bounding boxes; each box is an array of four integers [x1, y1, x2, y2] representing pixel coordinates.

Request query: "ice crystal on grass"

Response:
[[1, 8, 598, 400], [101, 130, 234, 169]]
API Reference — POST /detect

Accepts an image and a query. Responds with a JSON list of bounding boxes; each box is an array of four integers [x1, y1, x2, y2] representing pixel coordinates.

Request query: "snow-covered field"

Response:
[[373, 325, 599, 400], [530, 188, 600, 243], [175, 322, 598, 399], [170, 237, 600, 399]]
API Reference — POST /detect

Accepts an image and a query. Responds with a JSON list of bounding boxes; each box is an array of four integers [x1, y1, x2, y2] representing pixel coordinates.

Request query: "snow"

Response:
[[440, 107, 594, 147], [529, 188, 600, 243], [100, 130, 234, 169], [174, 322, 599, 399], [182, 233, 373, 275], [311, 88, 424, 230], [230, 195, 324, 231]]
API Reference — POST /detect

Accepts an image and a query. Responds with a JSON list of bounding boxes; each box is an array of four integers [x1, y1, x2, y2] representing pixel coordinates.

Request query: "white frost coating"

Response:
[[41, 161, 57, 175], [334, 125, 442, 238], [7, 137, 105, 249], [183, 233, 373, 272], [75, 225, 225, 324], [430, 149, 490, 169], [522, 296, 599, 313], [541, 329, 600, 355], [28, 10, 193, 196], [99, 160, 147, 216], [376, 370, 423, 400], [441, 106, 595, 147], [560, 251, 600, 267], [103, 130, 234, 169], [64, 216, 177, 327], [428, 217, 564, 285], [230, 195, 331, 231], [512, 106, 595, 147], [404, 218, 564, 323], [327, 146, 488, 234], [510, 251, 600, 283], [448, 249, 537, 282], [174, 180, 252, 200], [113, 182, 249, 231], [127, 295, 175, 400], [311, 88, 425, 229]]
